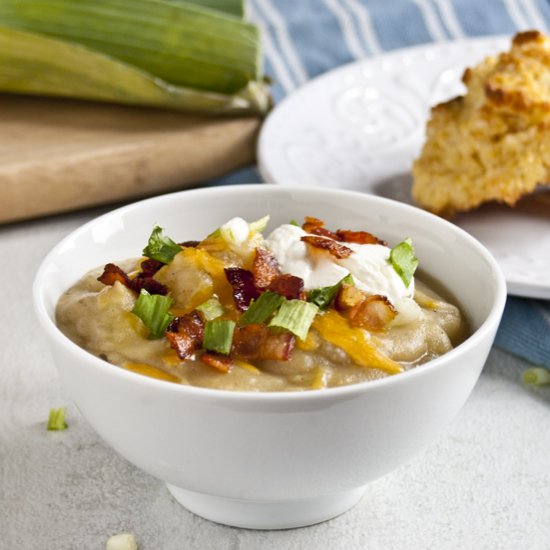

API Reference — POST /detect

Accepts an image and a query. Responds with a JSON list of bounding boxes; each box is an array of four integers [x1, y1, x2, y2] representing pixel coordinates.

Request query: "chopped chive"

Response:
[[203, 319, 236, 355], [239, 291, 284, 325], [196, 296, 225, 321], [132, 289, 174, 339], [142, 226, 181, 264], [523, 367, 550, 386], [389, 237, 418, 287], [307, 273, 354, 310], [269, 300, 319, 340], [47, 407, 68, 431]]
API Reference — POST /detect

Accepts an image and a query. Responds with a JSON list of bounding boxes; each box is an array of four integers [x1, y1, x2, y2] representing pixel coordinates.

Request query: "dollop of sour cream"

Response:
[[265, 224, 415, 312]]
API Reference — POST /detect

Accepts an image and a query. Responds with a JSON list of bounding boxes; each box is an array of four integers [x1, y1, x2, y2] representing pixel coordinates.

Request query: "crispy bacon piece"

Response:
[[252, 248, 281, 289], [166, 312, 204, 359], [201, 352, 232, 373], [179, 240, 200, 248], [97, 262, 168, 295], [97, 263, 131, 287], [129, 277, 168, 296], [335, 230, 386, 246], [335, 284, 365, 310], [267, 274, 305, 300], [347, 294, 397, 331], [302, 216, 339, 240], [224, 267, 260, 311], [232, 324, 295, 361], [301, 236, 353, 259], [137, 258, 164, 278]]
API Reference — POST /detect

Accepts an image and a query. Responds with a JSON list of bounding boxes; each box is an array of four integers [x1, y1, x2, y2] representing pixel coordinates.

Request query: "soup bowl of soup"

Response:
[[33, 185, 506, 529]]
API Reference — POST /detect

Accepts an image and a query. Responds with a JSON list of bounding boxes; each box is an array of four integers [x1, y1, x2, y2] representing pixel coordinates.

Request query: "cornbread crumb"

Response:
[[412, 30, 550, 216]]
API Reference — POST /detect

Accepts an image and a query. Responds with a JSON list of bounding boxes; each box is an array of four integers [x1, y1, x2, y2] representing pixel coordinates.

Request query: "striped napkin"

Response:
[[211, 0, 550, 369]]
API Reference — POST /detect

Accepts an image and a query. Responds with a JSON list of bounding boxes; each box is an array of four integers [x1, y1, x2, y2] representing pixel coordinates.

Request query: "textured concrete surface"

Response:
[[2, 208, 549, 550]]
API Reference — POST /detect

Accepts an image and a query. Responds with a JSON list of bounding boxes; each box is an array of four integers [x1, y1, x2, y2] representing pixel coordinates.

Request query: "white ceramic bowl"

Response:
[[33, 185, 506, 529]]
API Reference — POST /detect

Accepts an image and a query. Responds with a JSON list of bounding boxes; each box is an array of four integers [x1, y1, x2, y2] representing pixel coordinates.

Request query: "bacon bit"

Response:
[[268, 274, 305, 300], [232, 324, 295, 361], [347, 294, 397, 331], [138, 258, 164, 278], [335, 284, 365, 310], [179, 240, 200, 248], [166, 312, 204, 359], [335, 229, 386, 246], [252, 247, 281, 289], [129, 277, 168, 296], [97, 263, 131, 287], [224, 267, 260, 311], [302, 216, 339, 240], [301, 236, 353, 259], [98, 262, 167, 295], [201, 352, 232, 373]]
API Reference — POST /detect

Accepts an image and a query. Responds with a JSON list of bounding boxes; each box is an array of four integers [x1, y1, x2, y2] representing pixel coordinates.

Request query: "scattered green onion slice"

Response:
[[389, 237, 418, 287], [269, 300, 319, 340], [142, 226, 181, 264], [47, 407, 68, 431], [132, 289, 174, 339], [289, 219, 300, 227], [249, 215, 270, 234], [203, 319, 236, 355], [523, 367, 550, 386], [307, 273, 354, 310], [240, 291, 284, 325], [196, 296, 225, 321]]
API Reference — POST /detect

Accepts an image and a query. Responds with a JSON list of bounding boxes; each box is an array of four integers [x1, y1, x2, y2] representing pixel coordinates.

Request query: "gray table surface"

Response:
[[2, 205, 549, 550]]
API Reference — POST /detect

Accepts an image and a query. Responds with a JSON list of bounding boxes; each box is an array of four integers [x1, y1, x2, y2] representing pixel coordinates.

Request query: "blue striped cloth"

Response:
[[210, 0, 550, 369]]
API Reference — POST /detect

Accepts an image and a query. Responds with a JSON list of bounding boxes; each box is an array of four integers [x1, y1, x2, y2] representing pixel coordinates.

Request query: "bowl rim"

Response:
[[33, 184, 507, 402]]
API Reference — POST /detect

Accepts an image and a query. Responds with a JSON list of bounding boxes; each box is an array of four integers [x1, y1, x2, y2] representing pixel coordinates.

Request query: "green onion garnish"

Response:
[[132, 289, 174, 339], [249, 215, 270, 233], [240, 291, 284, 325], [269, 299, 319, 340], [203, 319, 236, 355], [307, 273, 354, 310], [523, 367, 550, 386], [196, 296, 225, 321], [47, 407, 68, 431], [142, 225, 181, 264], [389, 237, 418, 287], [289, 219, 300, 227]]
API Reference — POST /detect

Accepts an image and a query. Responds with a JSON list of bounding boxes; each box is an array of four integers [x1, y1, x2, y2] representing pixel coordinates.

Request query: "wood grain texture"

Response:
[[0, 95, 261, 224]]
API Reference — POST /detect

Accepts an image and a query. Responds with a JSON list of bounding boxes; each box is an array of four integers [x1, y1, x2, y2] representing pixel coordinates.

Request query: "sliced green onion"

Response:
[[47, 407, 68, 431], [389, 238, 419, 287], [204, 319, 236, 355], [269, 300, 319, 340], [523, 367, 550, 386], [249, 215, 270, 234], [142, 226, 181, 264], [197, 296, 225, 321], [239, 291, 284, 325], [307, 274, 354, 310], [132, 290, 174, 339]]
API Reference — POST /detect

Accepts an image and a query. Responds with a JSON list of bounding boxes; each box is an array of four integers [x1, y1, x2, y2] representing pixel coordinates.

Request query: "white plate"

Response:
[[258, 36, 550, 300]]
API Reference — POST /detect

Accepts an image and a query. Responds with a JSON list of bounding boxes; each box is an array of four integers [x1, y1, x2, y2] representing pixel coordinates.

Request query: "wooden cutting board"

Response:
[[0, 94, 261, 224]]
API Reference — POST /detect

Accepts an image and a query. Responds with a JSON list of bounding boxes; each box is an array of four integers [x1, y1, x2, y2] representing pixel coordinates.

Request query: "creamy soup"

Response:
[[56, 216, 469, 391]]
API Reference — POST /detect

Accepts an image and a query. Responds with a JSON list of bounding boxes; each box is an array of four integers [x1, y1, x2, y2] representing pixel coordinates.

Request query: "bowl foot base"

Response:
[[166, 484, 366, 530]]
